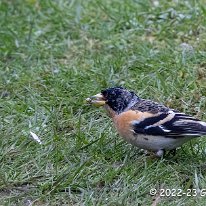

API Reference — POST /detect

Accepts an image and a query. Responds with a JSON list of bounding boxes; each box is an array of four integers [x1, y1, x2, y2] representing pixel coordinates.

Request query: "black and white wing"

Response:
[[132, 111, 206, 138]]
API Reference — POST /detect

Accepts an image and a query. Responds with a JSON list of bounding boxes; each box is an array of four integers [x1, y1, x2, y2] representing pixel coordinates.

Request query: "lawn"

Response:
[[1, 0, 206, 205]]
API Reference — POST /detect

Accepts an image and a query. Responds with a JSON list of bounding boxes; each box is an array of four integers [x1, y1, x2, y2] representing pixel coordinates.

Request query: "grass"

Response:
[[1, 0, 206, 205]]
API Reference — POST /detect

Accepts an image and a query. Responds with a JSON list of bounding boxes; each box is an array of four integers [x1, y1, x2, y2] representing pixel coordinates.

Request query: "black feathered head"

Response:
[[86, 87, 138, 113]]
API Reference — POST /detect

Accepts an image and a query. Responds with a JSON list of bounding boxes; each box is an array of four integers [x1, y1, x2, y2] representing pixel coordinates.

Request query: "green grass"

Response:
[[1, 0, 206, 205]]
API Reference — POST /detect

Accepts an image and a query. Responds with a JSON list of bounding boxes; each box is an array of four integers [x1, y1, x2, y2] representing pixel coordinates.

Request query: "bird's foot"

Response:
[[156, 149, 165, 157], [157, 149, 177, 158], [139, 149, 164, 158], [140, 149, 177, 158], [139, 149, 155, 156]]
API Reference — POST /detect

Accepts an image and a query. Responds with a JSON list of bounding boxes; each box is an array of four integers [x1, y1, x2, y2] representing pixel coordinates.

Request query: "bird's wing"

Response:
[[132, 111, 206, 138]]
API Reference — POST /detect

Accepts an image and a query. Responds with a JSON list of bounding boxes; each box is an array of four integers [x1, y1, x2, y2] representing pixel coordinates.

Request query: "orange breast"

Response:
[[112, 110, 155, 138]]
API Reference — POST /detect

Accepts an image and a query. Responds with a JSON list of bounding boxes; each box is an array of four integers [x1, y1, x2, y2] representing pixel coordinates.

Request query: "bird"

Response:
[[86, 86, 206, 157]]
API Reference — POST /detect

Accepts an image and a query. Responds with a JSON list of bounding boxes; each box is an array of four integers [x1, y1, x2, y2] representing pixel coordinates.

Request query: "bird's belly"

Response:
[[121, 133, 191, 151]]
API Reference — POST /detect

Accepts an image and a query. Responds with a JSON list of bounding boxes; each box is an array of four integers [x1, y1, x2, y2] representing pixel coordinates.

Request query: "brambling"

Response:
[[86, 87, 206, 157]]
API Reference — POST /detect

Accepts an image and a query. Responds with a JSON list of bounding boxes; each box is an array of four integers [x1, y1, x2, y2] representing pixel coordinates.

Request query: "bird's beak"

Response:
[[86, 93, 106, 107]]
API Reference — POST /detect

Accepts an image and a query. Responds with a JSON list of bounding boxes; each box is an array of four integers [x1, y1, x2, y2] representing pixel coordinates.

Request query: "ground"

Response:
[[1, 0, 206, 205]]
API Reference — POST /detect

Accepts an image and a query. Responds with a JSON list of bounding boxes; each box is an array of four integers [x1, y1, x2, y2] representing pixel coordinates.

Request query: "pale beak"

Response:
[[86, 93, 106, 107]]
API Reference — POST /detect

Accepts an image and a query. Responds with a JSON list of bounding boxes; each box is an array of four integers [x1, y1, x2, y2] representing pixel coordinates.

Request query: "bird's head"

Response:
[[86, 87, 138, 114]]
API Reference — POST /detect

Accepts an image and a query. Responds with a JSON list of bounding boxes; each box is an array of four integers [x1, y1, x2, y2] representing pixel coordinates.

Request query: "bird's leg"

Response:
[[139, 149, 150, 156], [139, 149, 162, 157], [140, 149, 166, 158], [156, 149, 165, 157]]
